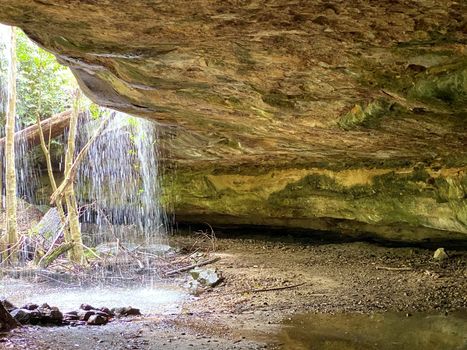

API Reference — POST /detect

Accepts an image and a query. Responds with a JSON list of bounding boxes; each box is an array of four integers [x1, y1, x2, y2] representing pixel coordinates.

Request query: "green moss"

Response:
[[354, 47, 467, 116], [338, 99, 394, 130], [407, 63, 467, 111], [267, 169, 436, 209], [435, 177, 465, 203], [163, 163, 467, 241]]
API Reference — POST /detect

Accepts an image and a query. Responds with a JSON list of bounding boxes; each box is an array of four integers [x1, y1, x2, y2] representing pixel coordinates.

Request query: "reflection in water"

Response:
[[278, 312, 467, 350]]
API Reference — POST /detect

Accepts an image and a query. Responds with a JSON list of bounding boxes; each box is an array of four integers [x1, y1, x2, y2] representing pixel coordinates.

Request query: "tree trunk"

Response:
[[49, 111, 113, 205], [4, 27, 18, 264], [63, 90, 84, 263], [36, 111, 70, 254]]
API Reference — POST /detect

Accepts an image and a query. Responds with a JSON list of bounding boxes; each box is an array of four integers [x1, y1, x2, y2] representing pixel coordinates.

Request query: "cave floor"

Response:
[[2, 235, 466, 349]]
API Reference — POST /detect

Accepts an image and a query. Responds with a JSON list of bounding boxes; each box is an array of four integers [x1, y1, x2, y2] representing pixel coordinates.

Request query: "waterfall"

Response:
[[76, 111, 168, 278], [0, 24, 39, 206], [0, 24, 39, 207], [1, 25, 168, 280]]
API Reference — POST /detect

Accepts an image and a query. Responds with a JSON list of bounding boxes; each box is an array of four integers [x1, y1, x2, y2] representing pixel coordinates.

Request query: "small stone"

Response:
[[189, 268, 223, 287], [77, 310, 95, 321], [433, 248, 448, 261], [80, 304, 96, 311], [21, 303, 39, 311], [87, 314, 108, 326], [99, 307, 113, 316]]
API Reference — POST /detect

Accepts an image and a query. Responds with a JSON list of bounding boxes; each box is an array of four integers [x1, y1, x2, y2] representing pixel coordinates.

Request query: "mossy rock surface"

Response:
[[2, 0, 466, 242]]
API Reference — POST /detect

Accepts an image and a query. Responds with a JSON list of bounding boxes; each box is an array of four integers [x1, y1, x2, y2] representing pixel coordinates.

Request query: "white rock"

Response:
[[433, 248, 448, 261]]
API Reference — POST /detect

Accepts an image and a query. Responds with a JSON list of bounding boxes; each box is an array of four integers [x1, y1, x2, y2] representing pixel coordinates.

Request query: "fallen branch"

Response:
[[375, 266, 412, 271], [82, 243, 102, 260], [237, 282, 306, 294], [39, 242, 75, 268], [165, 257, 221, 276]]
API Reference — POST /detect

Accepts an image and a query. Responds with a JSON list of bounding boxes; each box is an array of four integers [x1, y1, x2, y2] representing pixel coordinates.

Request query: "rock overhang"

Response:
[[0, 0, 466, 241]]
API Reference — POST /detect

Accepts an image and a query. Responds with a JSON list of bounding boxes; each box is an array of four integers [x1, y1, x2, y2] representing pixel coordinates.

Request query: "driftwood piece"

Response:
[[0, 303, 20, 331], [165, 257, 221, 277], [0, 110, 73, 148]]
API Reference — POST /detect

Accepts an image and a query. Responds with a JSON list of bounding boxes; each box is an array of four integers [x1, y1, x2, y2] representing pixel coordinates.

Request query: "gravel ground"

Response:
[[1, 234, 466, 349]]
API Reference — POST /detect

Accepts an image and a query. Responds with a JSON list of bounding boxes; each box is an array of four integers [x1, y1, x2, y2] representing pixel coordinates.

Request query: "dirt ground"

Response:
[[1, 233, 466, 349]]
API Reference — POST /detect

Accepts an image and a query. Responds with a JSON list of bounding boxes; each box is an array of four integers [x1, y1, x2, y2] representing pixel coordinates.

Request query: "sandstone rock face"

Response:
[[0, 1, 465, 242]]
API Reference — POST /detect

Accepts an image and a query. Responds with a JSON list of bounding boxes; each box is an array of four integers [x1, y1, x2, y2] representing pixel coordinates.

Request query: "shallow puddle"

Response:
[[0, 279, 187, 314], [278, 311, 467, 350]]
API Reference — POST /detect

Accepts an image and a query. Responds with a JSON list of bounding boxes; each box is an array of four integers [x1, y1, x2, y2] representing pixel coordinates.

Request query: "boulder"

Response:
[[80, 304, 97, 311], [0, 298, 16, 312], [10, 309, 40, 325], [37, 306, 63, 325], [0, 303, 19, 331]]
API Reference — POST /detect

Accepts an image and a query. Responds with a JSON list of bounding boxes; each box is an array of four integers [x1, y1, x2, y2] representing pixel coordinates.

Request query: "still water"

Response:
[[278, 311, 467, 350]]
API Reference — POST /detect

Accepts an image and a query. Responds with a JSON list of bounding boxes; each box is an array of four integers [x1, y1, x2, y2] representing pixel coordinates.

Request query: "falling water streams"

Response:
[[0, 25, 185, 312], [0, 24, 39, 210], [76, 111, 170, 277]]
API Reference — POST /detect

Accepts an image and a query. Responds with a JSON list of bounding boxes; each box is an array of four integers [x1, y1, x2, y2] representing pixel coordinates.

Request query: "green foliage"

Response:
[[15, 29, 75, 125], [88, 103, 101, 120], [0, 31, 9, 121]]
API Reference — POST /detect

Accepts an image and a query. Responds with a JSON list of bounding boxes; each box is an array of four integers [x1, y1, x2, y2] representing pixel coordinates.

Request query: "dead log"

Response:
[[0, 110, 72, 148]]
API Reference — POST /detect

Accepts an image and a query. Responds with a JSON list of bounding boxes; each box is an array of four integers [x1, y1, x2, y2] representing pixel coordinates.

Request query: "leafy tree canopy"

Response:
[[0, 27, 106, 129], [15, 29, 75, 126]]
